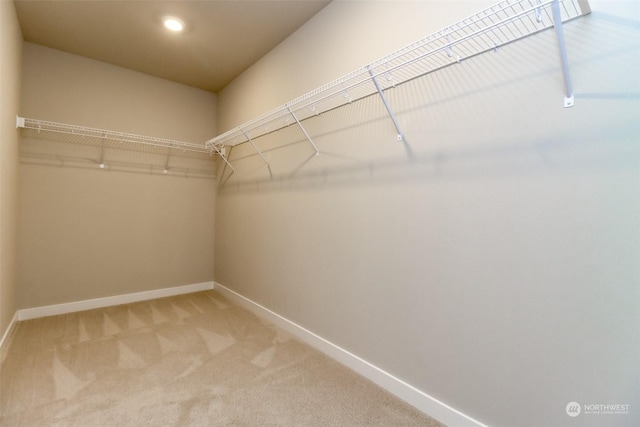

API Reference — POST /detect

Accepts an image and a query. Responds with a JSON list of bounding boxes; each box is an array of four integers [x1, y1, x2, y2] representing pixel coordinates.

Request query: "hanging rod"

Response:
[[17, 116, 210, 154], [206, 0, 590, 155]]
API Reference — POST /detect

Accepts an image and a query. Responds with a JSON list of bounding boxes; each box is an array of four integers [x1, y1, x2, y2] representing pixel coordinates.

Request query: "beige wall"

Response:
[[18, 43, 217, 308], [215, 1, 640, 427], [0, 1, 22, 341]]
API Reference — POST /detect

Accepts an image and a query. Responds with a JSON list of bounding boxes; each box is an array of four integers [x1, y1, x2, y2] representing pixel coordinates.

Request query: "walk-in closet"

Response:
[[1, 1, 638, 426]]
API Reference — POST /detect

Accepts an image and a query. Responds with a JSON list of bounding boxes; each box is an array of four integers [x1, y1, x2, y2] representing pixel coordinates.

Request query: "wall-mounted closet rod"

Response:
[[206, 0, 590, 164], [17, 116, 210, 154]]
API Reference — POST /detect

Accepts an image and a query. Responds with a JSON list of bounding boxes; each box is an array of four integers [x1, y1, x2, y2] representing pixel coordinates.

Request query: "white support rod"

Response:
[[551, 0, 575, 107], [99, 134, 106, 167], [164, 143, 173, 173], [211, 144, 235, 173], [367, 66, 404, 142], [286, 106, 320, 155], [241, 129, 272, 174]]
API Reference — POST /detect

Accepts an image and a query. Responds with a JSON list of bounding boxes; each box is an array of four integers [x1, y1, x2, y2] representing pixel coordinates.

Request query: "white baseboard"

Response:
[[214, 281, 488, 427], [0, 311, 19, 356], [17, 281, 214, 321]]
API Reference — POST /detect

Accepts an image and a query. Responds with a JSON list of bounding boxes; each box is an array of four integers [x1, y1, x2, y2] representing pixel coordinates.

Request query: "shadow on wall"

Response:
[[216, 130, 638, 195], [19, 129, 218, 180], [216, 13, 640, 195]]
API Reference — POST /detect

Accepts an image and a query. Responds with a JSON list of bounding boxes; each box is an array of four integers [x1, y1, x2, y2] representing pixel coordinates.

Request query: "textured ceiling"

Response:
[[15, 0, 331, 93]]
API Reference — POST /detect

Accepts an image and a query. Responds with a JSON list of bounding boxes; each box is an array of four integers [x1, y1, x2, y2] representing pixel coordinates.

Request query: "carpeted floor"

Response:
[[0, 290, 444, 426]]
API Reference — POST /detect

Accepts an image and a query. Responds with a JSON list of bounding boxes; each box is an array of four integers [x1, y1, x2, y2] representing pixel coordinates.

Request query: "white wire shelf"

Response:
[[205, 0, 590, 155], [17, 116, 210, 154]]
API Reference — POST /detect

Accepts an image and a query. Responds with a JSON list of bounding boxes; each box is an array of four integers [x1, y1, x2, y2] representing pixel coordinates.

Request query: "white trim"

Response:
[[17, 281, 214, 321], [214, 282, 489, 427], [0, 311, 19, 353]]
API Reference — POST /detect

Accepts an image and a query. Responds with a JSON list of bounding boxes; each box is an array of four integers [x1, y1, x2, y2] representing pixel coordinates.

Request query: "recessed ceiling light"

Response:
[[163, 16, 184, 32]]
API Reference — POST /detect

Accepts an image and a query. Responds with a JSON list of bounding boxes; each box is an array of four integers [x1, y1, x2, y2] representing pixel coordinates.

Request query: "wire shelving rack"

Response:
[[16, 117, 209, 154], [205, 0, 591, 172]]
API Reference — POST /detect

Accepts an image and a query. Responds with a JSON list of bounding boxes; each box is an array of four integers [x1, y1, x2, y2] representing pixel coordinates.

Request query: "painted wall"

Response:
[[0, 1, 23, 343], [215, 1, 640, 427], [18, 43, 217, 308]]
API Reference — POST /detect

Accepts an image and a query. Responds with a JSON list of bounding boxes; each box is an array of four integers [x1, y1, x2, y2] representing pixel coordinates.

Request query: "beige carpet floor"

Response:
[[0, 290, 443, 426]]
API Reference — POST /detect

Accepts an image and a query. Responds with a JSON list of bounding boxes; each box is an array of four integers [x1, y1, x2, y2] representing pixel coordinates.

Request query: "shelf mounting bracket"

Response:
[[163, 143, 173, 174], [367, 65, 404, 141], [241, 129, 272, 177], [550, 0, 574, 108], [287, 105, 320, 155], [99, 133, 106, 169], [211, 143, 235, 174]]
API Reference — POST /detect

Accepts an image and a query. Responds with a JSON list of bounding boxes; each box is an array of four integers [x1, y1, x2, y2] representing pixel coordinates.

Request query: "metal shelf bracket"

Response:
[[536, 0, 544, 23], [241, 129, 272, 177], [211, 143, 235, 174], [99, 133, 106, 169], [551, 0, 575, 108], [163, 143, 173, 174], [286, 105, 320, 156], [367, 65, 404, 142]]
